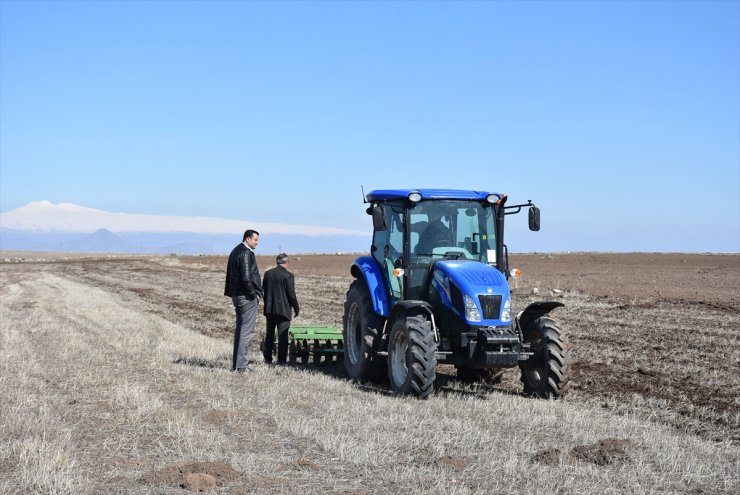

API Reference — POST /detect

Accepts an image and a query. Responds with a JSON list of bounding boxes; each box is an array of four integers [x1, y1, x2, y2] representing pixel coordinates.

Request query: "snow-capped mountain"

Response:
[[0, 201, 368, 236], [0, 201, 370, 255]]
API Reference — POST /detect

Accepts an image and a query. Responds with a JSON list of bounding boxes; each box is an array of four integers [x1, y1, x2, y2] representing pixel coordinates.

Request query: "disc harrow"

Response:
[[276, 326, 343, 365]]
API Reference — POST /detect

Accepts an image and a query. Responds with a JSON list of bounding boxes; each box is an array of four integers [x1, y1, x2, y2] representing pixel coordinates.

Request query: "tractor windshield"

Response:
[[405, 200, 497, 299], [410, 200, 496, 262], [370, 199, 498, 301]]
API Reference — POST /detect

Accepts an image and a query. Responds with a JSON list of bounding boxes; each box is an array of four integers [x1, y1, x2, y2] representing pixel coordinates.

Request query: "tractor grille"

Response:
[[478, 295, 502, 320]]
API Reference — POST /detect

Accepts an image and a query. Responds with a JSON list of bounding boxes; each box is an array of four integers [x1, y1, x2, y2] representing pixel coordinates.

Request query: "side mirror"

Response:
[[371, 204, 388, 231], [528, 206, 540, 231]]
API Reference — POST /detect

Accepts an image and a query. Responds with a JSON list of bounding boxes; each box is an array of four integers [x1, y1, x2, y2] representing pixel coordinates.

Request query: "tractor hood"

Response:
[[431, 260, 512, 325], [434, 260, 509, 296]]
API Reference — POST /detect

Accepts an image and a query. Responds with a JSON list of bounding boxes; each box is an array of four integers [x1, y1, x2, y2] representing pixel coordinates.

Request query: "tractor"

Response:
[[342, 189, 571, 399]]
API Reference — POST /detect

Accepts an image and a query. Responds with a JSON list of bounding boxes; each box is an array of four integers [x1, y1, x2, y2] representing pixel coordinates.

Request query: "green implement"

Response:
[[276, 325, 344, 365]]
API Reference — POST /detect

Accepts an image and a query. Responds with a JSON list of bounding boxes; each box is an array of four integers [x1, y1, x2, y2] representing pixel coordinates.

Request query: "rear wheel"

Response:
[[343, 280, 387, 380], [519, 316, 571, 398], [387, 315, 437, 399]]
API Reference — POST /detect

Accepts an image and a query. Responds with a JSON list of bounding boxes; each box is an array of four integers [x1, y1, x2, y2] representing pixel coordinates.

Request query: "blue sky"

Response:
[[1, 0, 738, 252]]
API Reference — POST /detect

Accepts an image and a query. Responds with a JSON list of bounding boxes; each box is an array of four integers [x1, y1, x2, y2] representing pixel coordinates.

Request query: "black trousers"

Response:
[[263, 314, 291, 364]]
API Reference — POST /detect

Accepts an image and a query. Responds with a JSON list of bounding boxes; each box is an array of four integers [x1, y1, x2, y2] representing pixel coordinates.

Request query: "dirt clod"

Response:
[[182, 472, 218, 492], [531, 448, 563, 465], [570, 438, 636, 466], [141, 461, 239, 490]]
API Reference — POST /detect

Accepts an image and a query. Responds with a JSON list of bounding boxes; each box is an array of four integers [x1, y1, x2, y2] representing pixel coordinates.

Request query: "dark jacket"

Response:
[[262, 265, 299, 319], [224, 243, 263, 300], [416, 219, 453, 254]]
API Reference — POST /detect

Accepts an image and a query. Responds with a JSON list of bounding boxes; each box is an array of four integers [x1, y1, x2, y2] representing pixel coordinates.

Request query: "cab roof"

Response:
[[366, 189, 504, 203]]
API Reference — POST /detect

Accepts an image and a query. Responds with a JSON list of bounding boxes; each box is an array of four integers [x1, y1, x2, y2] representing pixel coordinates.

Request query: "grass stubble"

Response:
[[0, 255, 737, 494]]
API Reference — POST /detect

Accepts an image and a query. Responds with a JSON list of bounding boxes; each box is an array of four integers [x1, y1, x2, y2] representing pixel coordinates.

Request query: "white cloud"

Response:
[[0, 201, 370, 236]]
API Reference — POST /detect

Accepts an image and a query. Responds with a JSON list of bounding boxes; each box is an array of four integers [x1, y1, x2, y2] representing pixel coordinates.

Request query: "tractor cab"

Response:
[[368, 192, 505, 303]]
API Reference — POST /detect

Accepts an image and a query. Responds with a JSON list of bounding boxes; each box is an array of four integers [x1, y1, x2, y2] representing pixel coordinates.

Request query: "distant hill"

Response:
[[57, 228, 140, 253]]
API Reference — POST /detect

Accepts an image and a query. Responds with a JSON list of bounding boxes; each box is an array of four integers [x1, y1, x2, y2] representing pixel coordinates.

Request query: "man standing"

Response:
[[261, 253, 300, 365], [224, 229, 263, 372]]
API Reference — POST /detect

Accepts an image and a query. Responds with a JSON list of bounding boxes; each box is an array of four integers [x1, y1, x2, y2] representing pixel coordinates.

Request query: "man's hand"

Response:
[[294, 309, 299, 318]]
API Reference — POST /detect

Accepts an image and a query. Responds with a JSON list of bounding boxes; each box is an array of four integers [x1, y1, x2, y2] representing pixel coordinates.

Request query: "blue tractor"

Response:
[[343, 189, 571, 399]]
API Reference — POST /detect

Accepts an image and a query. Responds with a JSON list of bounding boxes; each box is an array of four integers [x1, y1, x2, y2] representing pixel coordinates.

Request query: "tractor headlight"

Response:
[[408, 192, 422, 203], [464, 294, 482, 322], [501, 299, 512, 322], [485, 193, 501, 204]]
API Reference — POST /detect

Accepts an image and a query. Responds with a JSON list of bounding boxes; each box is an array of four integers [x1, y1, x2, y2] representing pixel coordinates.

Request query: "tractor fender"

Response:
[[350, 256, 391, 318], [389, 300, 434, 325], [516, 301, 565, 333], [389, 300, 438, 342]]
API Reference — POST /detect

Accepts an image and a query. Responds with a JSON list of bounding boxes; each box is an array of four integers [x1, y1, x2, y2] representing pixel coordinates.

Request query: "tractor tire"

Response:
[[343, 280, 387, 381], [456, 366, 504, 384], [387, 315, 437, 399], [518, 316, 571, 398]]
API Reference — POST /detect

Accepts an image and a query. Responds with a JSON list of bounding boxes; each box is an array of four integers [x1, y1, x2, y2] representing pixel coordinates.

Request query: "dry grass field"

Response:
[[0, 251, 738, 494]]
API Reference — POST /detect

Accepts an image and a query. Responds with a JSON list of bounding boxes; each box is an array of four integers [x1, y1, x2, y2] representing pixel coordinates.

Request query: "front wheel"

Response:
[[387, 315, 437, 399], [518, 316, 571, 398]]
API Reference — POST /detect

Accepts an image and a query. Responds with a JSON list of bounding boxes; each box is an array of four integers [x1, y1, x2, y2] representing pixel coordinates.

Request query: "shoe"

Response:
[[234, 366, 252, 373]]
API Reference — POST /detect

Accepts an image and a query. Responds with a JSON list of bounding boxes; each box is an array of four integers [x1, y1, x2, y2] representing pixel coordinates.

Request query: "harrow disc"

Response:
[[313, 339, 322, 365]]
